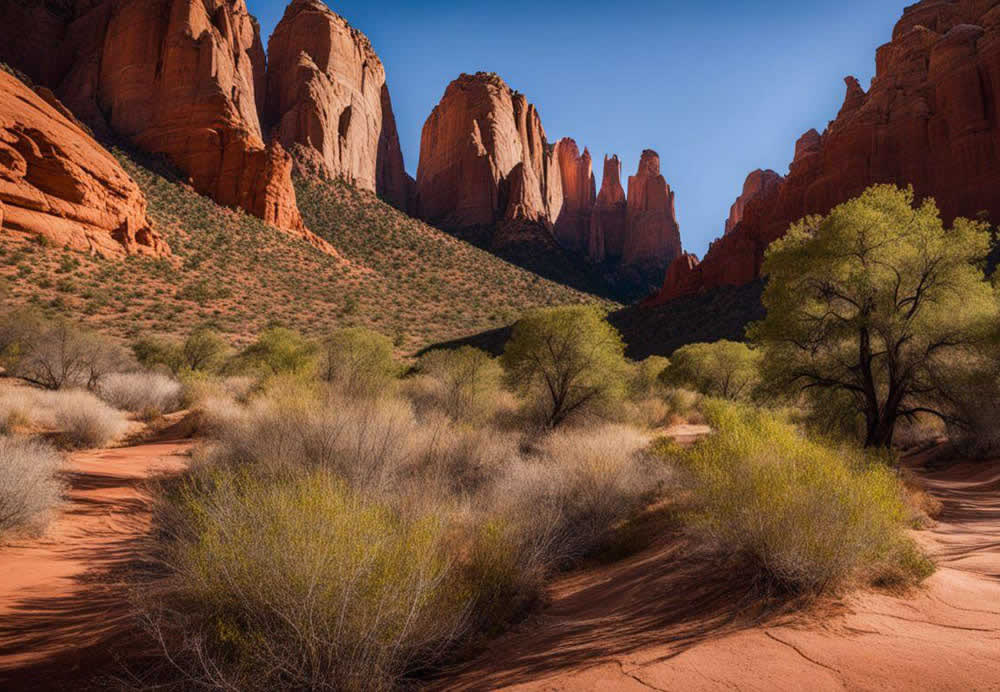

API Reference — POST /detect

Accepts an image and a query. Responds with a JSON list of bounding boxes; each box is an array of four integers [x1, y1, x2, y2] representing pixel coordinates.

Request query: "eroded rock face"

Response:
[[264, 0, 410, 209], [0, 70, 168, 257], [552, 138, 595, 253], [656, 0, 1000, 302], [416, 72, 562, 230], [624, 150, 681, 269], [589, 154, 627, 263], [0, 0, 307, 236], [724, 169, 784, 235]]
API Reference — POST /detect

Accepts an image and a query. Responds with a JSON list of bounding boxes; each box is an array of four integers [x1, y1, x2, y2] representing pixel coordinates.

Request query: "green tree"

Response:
[[661, 341, 761, 400], [239, 328, 316, 376], [181, 327, 228, 373], [319, 327, 398, 397], [501, 306, 628, 428], [418, 346, 502, 420], [749, 185, 1000, 448]]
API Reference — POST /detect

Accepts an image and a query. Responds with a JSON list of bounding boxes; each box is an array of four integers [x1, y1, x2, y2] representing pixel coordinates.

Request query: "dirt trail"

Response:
[[0, 440, 192, 687], [441, 453, 1000, 691]]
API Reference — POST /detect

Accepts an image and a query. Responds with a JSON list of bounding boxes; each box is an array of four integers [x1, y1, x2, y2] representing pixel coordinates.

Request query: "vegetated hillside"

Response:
[[425, 280, 766, 360], [0, 146, 610, 351]]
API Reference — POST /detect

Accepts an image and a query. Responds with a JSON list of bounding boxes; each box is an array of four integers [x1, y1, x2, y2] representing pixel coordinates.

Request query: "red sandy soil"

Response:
[[440, 450, 1000, 691], [0, 439, 192, 689]]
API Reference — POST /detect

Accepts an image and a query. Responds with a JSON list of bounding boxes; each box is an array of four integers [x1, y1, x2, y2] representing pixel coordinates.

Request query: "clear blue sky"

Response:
[[249, 0, 904, 257]]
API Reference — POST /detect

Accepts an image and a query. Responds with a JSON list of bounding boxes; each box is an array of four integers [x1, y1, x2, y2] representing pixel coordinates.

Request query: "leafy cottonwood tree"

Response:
[[661, 340, 761, 400], [501, 306, 628, 428], [749, 185, 1000, 447]]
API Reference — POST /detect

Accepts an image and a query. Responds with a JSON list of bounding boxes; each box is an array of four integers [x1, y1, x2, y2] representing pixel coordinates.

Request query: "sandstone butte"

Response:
[[0, 0, 407, 251], [264, 0, 411, 210], [416, 72, 682, 274], [0, 69, 168, 258], [652, 0, 1000, 304]]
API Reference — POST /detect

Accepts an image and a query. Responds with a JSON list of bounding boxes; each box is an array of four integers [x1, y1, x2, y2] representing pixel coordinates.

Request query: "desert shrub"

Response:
[[233, 327, 316, 376], [52, 390, 130, 448], [132, 336, 183, 374], [0, 436, 63, 537], [0, 386, 128, 447], [415, 347, 503, 422], [673, 400, 932, 593], [318, 327, 398, 397], [180, 327, 229, 373], [148, 470, 469, 691], [628, 355, 670, 400], [661, 340, 761, 400], [0, 312, 132, 390], [492, 424, 664, 568], [97, 372, 183, 417], [501, 306, 629, 428]]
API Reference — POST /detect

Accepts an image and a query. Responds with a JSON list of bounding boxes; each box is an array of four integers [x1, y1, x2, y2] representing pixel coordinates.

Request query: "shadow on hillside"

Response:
[[423, 279, 766, 359]]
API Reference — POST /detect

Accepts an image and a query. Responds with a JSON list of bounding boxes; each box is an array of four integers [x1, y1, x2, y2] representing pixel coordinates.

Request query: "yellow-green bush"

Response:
[[154, 470, 470, 691], [673, 400, 932, 592]]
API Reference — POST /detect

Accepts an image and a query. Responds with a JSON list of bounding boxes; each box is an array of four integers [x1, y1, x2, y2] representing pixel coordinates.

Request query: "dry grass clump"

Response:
[[493, 424, 667, 567], [97, 372, 183, 419], [0, 436, 63, 537], [0, 385, 129, 448], [670, 400, 933, 593]]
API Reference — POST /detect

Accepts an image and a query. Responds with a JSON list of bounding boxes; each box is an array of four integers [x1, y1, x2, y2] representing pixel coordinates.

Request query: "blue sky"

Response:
[[249, 0, 904, 257]]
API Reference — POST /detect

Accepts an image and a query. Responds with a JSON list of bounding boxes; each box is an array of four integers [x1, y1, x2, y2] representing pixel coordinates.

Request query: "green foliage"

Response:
[[661, 340, 761, 400], [750, 185, 1000, 447], [236, 328, 316, 376], [162, 469, 468, 690], [181, 327, 228, 373], [673, 400, 933, 592], [417, 346, 503, 421], [501, 306, 628, 427], [628, 355, 670, 399], [319, 327, 398, 397]]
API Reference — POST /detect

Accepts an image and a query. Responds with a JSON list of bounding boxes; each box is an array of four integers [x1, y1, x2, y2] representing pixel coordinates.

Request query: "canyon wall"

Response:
[[0, 69, 168, 257], [264, 0, 410, 209], [654, 0, 1000, 303], [417, 73, 681, 279], [0, 0, 411, 244]]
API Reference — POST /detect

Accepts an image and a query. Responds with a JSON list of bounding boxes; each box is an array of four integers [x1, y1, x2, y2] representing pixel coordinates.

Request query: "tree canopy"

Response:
[[661, 340, 761, 400], [501, 306, 628, 428], [749, 184, 1000, 447]]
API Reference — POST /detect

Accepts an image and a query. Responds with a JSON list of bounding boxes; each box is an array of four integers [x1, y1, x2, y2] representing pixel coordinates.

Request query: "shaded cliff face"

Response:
[[656, 0, 1000, 302], [589, 154, 627, 263], [415, 72, 562, 230], [553, 138, 596, 253], [264, 0, 410, 210], [624, 150, 682, 269], [0, 70, 168, 258]]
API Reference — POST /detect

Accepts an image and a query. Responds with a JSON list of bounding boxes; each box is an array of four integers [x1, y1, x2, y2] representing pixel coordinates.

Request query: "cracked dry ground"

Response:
[[439, 451, 1000, 691]]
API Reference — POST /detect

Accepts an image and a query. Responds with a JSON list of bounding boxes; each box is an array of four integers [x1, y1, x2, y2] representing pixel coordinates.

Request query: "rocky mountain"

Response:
[[415, 72, 682, 296], [654, 0, 1000, 303], [264, 0, 411, 209], [0, 68, 168, 258], [0, 0, 410, 244]]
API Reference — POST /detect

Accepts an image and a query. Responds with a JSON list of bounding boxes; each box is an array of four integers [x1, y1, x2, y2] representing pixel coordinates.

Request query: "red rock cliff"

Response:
[[589, 154, 627, 263], [0, 70, 168, 258], [416, 72, 562, 229], [655, 0, 1000, 303], [264, 0, 411, 210], [552, 138, 596, 253], [0, 0, 309, 238], [624, 150, 682, 269]]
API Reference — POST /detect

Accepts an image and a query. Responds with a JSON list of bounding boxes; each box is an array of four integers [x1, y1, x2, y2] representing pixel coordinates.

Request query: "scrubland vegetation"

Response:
[[0, 183, 997, 688]]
